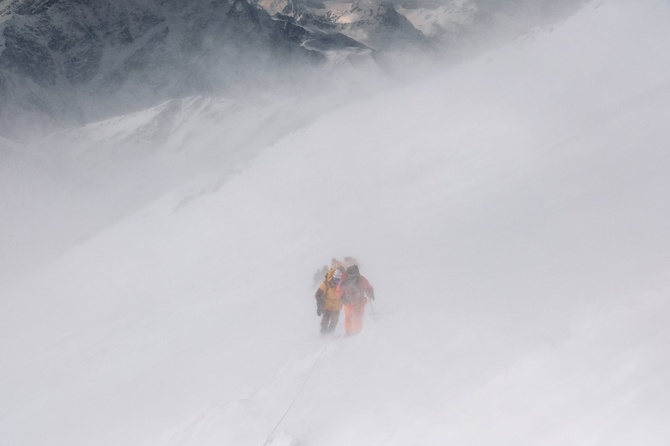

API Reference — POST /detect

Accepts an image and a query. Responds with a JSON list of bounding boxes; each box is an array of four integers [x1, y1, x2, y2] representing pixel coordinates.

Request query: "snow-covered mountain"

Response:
[[0, 0, 585, 139], [2, 0, 670, 445], [256, 0, 427, 50], [0, 0, 419, 137], [0, 0, 367, 137]]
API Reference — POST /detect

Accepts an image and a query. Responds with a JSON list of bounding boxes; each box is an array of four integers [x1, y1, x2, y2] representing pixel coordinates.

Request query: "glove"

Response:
[[369, 293, 375, 301], [317, 306, 323, 316]]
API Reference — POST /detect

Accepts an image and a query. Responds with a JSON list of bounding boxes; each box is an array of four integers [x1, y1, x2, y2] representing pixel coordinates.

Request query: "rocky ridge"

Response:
[[0, 0, 445, 138], [0, 0, 585, 139]]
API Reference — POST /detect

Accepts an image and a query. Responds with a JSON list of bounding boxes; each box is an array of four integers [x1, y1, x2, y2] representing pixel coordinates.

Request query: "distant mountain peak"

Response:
[[0, 0, 585, 139]]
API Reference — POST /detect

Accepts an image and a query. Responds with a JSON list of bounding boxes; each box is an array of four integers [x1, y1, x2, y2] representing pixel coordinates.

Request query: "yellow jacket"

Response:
[[315, 269, 343, 312]]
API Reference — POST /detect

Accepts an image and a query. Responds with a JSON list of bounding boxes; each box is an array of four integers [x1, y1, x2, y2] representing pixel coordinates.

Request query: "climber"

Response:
[[315, 268, 343, 335], [338, 264, 374, 336]]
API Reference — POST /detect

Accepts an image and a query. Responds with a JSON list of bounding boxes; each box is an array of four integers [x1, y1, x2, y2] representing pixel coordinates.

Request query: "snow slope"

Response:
[[2, 0, 670, 445], [0, 77, 389, 291]]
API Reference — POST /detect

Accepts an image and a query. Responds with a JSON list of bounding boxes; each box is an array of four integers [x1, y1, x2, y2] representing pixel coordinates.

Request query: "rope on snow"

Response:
[[262, 340, 331, 445]]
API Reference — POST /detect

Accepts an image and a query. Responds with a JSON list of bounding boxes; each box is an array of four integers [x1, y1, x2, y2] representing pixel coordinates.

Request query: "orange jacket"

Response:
[[338, 274, 374, 308]]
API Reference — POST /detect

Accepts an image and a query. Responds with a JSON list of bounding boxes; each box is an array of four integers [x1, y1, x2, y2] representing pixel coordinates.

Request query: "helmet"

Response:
[[331, 269, 342, 284], [346, 265, 359, 277]]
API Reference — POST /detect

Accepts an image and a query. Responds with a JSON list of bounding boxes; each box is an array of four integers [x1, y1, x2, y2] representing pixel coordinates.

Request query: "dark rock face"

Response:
[[12, 0, 61, 16], [0, 0, 364, 137], [4, 0, 549, 137], [356, 2, 427, 49], [2, 22, 59, 86]]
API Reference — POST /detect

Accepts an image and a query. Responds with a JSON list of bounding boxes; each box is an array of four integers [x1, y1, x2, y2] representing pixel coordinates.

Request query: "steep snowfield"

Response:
[[2, 0, 670, 445], [0, 137, 114, 289], [0, 79, 388, 291]]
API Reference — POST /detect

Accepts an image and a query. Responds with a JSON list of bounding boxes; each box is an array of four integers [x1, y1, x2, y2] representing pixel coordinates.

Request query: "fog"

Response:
[[0, 0, 590, 290], [0, 66, 396, 290], [2, 0, 670, 444]]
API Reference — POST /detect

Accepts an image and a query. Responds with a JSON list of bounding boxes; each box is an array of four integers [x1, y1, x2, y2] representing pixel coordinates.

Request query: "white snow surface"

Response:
[[2, 0, 670, 445]]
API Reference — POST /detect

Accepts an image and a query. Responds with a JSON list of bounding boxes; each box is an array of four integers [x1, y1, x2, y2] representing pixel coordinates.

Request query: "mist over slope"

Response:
[[0, 80, 393, 290], [0, 0, 585, 287], [2, 0, 670, 445], [0, 0, 585, 138], [0, 0, 338, 136]]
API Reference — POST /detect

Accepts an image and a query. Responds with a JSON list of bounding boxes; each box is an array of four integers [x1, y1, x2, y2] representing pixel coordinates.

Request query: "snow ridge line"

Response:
[[261, 338, 334, 445]]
